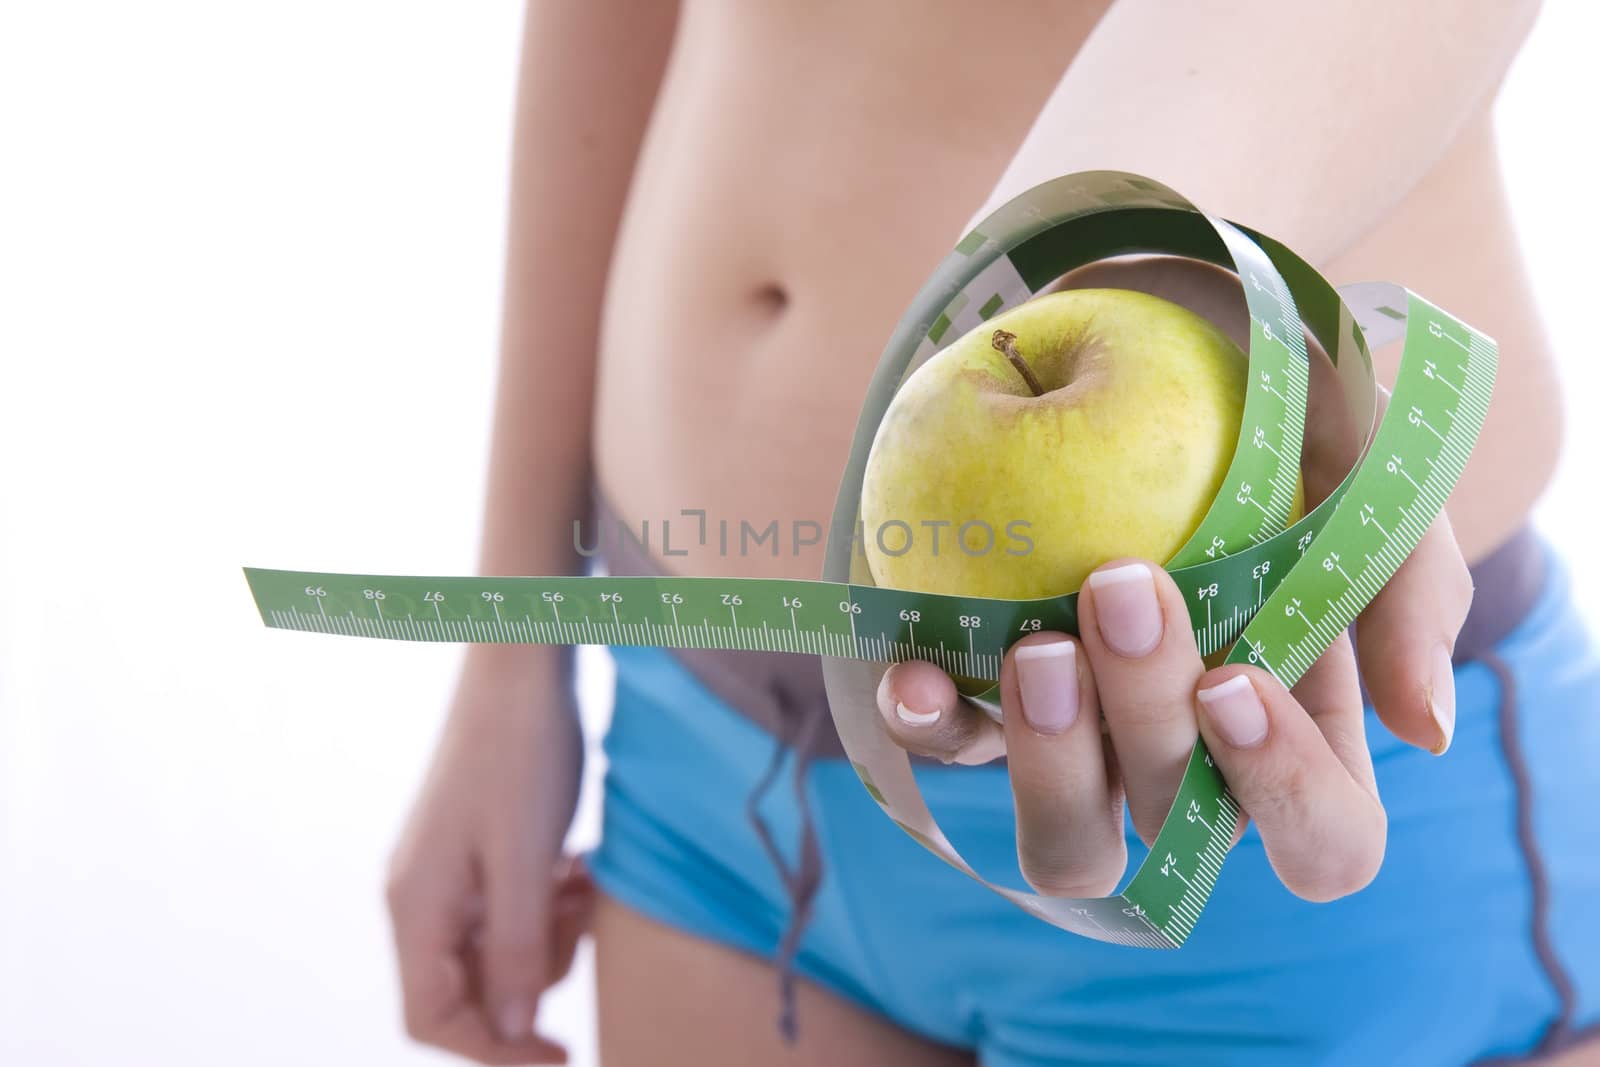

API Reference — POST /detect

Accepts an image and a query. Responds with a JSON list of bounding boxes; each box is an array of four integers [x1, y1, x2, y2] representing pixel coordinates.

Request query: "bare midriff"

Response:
[[593, 0, 1560, 581]]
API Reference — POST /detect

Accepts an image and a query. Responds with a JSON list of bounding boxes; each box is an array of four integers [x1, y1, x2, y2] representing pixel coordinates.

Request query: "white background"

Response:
[[1, 3, 1596, 1065]]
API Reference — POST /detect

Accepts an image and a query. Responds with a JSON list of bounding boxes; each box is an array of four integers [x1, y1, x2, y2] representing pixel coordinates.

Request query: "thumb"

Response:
[[548, 855, 596, 984], [481, 849, 555, 1045]]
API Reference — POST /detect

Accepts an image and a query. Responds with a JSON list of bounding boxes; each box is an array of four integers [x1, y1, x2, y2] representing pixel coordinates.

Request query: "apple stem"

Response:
[[991, 329, 1045, 397]]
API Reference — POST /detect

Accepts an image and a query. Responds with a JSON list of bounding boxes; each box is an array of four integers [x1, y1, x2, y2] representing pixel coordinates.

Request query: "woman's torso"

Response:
[[594, 0, 1560, 579]]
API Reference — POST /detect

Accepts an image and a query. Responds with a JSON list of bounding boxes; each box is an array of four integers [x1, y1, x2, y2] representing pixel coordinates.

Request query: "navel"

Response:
[[750, 281, 790, 317]]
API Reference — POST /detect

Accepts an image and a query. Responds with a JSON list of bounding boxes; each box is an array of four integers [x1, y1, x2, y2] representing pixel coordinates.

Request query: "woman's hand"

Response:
[[386, 652, 591, 1064], [874, 512, 1472, 900]]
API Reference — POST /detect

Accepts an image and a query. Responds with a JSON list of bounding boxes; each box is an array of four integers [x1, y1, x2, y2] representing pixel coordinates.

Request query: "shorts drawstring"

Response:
[[743, 678, 828, 1045]]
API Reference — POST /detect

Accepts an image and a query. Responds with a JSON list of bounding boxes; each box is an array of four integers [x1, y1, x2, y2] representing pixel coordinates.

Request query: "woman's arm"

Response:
[[386, 4, 679, 1063], [966, 0, 1539, 263], [469, 0, 679, 678], [874, 0, 1527, 906]]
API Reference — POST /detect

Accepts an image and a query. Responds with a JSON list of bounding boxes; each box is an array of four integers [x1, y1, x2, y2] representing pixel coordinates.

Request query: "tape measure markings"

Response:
[[247, 544, 1315, 680], [1229, 293, 1495, 683]]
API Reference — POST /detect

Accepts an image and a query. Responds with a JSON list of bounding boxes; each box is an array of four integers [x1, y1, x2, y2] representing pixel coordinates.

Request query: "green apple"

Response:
[[860, 287, 1279, 599]]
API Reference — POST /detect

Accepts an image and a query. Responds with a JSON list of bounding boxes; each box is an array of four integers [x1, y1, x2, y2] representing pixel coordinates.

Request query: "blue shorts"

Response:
[[590, 541, 1600, 1066]]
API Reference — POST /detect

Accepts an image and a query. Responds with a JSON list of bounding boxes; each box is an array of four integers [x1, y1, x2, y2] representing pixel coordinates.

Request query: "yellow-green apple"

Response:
[[860, 287, 1281, 599]]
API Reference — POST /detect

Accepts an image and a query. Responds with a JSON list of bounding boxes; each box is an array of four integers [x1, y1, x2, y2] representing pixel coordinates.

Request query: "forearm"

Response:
[[469, 0, 678, 676], [967, 0, 1538, 266]]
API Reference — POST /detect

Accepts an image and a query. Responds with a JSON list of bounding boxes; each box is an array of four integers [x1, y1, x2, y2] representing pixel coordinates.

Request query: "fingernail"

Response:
[[1016, 639, 1078, 735], [499, 998, 531, 1042], [898, 702, 940, 726], [877, 667, 941, 726], [1088, 563, 1163, 657], [1428, 644, 1456, 755], [1198, 675, 1268, 749]]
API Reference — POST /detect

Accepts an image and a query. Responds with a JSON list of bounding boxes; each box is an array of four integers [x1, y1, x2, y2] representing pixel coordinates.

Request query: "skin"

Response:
[[385, 1, 1592, 1064]]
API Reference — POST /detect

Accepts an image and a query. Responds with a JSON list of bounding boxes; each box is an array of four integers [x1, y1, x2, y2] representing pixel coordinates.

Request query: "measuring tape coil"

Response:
[[245, 171, 1496, 946]]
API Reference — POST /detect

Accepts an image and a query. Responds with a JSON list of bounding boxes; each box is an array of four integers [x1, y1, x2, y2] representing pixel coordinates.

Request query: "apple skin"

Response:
[[860, 287, 1262, 599]]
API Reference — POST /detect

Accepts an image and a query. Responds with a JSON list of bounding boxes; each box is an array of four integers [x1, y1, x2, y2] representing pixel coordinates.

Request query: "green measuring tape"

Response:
[[244, 172, 1495, 948]]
